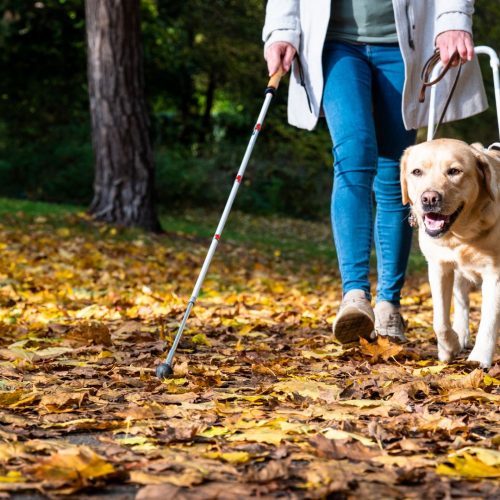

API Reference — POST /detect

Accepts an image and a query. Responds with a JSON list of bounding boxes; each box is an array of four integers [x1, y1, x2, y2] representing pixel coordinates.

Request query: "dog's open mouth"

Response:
[[423, 204, 464, 237]]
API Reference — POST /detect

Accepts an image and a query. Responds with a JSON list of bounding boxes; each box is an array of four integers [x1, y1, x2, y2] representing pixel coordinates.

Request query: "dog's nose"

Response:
[[421, 190, 442, 208]]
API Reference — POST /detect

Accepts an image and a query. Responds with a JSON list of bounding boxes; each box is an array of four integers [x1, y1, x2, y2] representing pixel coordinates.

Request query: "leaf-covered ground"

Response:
[[0, 201, 498, 499]]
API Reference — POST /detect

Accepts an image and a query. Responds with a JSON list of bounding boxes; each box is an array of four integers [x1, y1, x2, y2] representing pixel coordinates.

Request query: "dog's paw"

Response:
[[467, 347, 493, 369], [460, 337, 471, 350], [437, 331, 462, 362], [453, 328, 470, 350]]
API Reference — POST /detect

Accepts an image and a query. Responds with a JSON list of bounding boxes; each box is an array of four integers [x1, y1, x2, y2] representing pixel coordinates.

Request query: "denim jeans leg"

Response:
[[371, 44, 416, 304], [322, 42, 377, 299]]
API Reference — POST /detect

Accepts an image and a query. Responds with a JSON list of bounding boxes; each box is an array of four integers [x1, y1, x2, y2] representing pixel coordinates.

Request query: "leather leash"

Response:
[[419, 49, 463, 139]]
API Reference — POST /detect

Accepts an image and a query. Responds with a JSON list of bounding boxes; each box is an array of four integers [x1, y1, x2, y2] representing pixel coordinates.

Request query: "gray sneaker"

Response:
[[374, 301, 407, 342], [333, 290, 375, 344]]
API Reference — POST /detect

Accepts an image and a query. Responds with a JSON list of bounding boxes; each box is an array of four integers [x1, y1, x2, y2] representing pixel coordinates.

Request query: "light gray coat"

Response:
[[263, 0, 487, 131]]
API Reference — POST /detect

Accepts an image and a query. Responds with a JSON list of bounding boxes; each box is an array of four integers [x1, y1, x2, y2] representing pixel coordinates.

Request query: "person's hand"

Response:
[[265, 41, 296, 76], [435, 30, 474, 66]]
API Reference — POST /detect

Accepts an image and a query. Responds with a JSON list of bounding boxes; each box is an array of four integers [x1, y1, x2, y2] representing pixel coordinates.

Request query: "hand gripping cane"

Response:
[[156, 67, 286, 379]]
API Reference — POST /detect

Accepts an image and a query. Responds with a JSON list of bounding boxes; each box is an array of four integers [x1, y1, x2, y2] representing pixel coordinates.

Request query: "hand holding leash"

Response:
[[435, 30, 474, 66]]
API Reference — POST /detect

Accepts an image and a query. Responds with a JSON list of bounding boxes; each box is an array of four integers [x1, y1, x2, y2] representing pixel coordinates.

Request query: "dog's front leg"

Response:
[[452, 271, 471, 349], [428, 261, 461, 362], [468, 274, 499, 369]]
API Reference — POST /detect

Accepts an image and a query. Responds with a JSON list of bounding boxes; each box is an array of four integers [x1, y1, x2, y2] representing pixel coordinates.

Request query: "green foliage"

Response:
[[0, 1, 499, 218], [0, 124, 93, 204], [0, 0, 87, 135]]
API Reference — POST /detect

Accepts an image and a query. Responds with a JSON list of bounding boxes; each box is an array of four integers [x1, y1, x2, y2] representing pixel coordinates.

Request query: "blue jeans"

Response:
[[322, 41, 416, 305]]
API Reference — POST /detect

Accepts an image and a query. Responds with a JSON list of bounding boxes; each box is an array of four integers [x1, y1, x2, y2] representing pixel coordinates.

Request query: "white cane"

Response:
[[156, 67, 286, 379]]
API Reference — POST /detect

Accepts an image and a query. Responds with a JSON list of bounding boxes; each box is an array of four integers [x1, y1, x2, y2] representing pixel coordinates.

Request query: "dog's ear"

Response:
[[400, 147, 411, 206], [472, 148, 498, 201]]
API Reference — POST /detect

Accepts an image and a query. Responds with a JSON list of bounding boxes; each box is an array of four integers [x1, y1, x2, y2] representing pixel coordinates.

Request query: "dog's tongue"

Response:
[[424, 213, 449, 231]]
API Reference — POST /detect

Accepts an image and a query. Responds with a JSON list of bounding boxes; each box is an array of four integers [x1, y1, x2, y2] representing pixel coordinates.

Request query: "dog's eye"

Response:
[[447, 167, 462, 176], [411, 168, 423, 176]]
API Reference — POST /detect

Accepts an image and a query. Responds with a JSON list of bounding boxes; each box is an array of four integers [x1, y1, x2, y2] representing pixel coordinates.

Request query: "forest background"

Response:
[[1, 0, 500, 223]]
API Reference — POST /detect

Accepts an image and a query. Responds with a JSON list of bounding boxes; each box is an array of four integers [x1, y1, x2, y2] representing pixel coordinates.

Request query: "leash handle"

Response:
[[419, 49, 463, 139], [419, 50, 459, 101]]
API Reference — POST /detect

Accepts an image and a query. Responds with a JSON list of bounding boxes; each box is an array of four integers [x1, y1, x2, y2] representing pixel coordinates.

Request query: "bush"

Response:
[[0, 123, 93, 205]]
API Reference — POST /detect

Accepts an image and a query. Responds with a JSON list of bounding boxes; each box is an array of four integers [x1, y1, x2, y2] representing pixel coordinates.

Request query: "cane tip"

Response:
[[156, 363, 174, 379]]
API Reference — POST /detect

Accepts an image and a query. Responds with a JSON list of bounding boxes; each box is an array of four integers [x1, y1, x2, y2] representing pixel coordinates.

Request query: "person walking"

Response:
[[263, 1, 486, 343]]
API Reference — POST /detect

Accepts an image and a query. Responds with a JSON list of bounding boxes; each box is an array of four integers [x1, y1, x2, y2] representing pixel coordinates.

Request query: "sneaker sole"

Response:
[[334, 313, 374, 344]]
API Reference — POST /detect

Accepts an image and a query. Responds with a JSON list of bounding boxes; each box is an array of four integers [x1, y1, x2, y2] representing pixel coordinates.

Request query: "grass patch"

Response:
[[0, 198, 81, 216], [0, 197, 426, 273]]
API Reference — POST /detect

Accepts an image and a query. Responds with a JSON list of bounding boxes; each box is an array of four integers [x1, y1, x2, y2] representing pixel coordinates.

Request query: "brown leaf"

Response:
[[309, 433, 380, 461], [129, 469, 203, 487], [26, 446, 117, 492], [65, 321, 112, 346], [438, 369, 484, 391], [360, 336, 403, 363], [0, 390, 38, 408], [136, 484, 181, 500], [115, 404, 156, 420], [245, 459, 290, 483], [444, 389, 500, 403], [39, 391, 88, 413]]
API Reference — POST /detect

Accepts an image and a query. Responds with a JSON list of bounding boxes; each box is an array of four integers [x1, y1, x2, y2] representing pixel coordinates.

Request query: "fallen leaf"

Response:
[[444, 389, 500, 403], [322, 428, 376, 447], [203, 451, 251, 464], [360, 336, 403, 363], [26, 446, 117, 492], [39, 391, 88, 412], [245, 459, 290, 483], [227, 427, 289, 446], [452, 447, 500, 466], [0, 471, 25, 483], [136, 484, 181, 499], [191, 333, 211, 346], [272, 378, 341, 402], [129, 469, 203, 487], [437, 452, 500, 478], [412, 364, 446, 377], [373, 455, 436, 468], [65, 321, 112, 346]]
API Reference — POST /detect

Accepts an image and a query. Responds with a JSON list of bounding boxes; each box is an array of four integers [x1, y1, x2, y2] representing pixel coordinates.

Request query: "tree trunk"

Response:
[[85, 0, 161, 231]]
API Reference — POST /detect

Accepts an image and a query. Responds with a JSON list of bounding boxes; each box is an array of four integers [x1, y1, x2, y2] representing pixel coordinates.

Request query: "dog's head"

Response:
[[400, 139, 499, 238]]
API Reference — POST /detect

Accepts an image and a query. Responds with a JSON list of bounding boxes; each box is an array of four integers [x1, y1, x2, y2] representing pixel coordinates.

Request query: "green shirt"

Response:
[[326, 0, 398, 44]]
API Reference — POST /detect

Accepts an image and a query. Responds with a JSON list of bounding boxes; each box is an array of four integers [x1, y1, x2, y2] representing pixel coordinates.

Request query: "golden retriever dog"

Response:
[[400, 139, 499, 368]]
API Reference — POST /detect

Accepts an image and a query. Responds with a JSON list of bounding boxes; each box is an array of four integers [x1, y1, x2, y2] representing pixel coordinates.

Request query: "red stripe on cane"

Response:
[[255, 123, 261, 131], [236, 175, 242, 183], [215, 234, 220, 240]]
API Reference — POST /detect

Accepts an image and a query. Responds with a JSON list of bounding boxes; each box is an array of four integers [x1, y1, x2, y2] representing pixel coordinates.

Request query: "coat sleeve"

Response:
[[435, 0, 474, 39], [262, 0, 301, 55]]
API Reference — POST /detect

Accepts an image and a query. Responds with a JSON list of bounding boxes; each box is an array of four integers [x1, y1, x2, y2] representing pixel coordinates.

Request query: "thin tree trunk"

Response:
[[85, 0, 161, 231]]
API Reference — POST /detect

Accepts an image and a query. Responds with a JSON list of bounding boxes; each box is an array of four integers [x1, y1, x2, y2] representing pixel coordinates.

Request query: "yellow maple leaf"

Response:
[[437, 452, 500, 478]]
